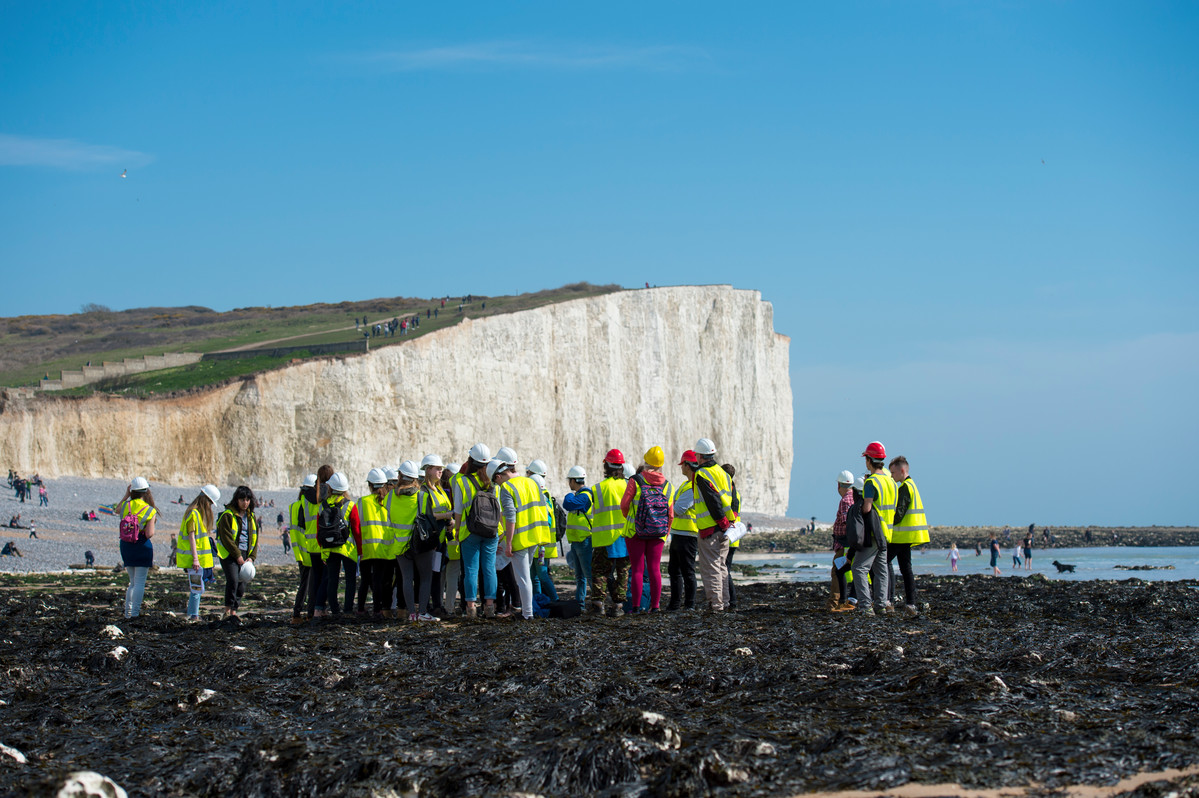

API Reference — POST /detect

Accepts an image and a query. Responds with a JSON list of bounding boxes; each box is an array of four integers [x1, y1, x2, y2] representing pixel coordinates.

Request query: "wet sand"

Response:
[[1, 567, 1197, 796]]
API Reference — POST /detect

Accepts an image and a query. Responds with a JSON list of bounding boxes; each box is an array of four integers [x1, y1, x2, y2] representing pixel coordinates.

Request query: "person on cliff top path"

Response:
[[452, 444, 498, 618], [419, 455, 453, 618], [215, 485, 261, 621], [392, 460, 439, 622], [115, 477, 157, 619], [319, 472, 362, 618], [588, 450, 630, 617], [828, 470, 856, 610], [721, 463, 743, 611], [287, 476, 316, 626], [620, 446, 674, 613], [666, 451, 700, 611], [853, 441, 896, 617], [690, 438, 737, 613], [497, 456, 549, 621], [562, 465, 594, 605], [887, 455, 929, 619], [356, 469, 395, 619], [177, 484, 220, 622]]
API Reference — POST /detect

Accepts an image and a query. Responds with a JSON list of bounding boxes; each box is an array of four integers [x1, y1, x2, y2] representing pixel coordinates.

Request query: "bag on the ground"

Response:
[[410, 497, 439, 556], [633, 475, 671, 538], [316, 499, 350, 549], [466, 489, 500, 539], [548, 599, 581, 619], [118, 510, 141, 543]]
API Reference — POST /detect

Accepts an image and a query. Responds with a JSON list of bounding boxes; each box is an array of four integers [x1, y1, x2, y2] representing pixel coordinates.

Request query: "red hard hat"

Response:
[[604, 448, 625, 465], [678, 450, 698, 466], [861, 441, 886, 459]]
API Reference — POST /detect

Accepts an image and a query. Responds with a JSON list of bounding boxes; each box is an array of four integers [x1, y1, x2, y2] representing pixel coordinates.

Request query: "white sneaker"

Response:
[[417, 613, 440, 622]]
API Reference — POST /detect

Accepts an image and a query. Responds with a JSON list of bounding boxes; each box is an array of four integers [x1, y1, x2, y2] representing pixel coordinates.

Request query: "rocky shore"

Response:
[[2, 568, 1197, 797]]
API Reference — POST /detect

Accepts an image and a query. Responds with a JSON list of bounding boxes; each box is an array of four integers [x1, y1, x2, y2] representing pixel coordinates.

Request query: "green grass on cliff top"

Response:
[[1, 283, 622, 393]]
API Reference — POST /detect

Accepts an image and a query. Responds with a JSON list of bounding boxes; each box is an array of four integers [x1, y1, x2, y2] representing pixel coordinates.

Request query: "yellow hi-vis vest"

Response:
[[118, 497, 157, 531], [357, 492, 393, 560], [866, 472, 898, 543], [565, 491, 593, 542], [669, 482, 698, 536], [541, 489, 559, 557], [588, 477, 628, 548], [692, 464, 735, 530], [420, 483, 452, 546], [623, 476, 674, 538], [389, 491, 419, 557], [177, 507, 213, 569], [890, 477, 929, 546], [451, 472, 485, 557], [301, 496, 321, 554], [319, 496, 358, 562], [502, 475, 549, 552], [287, 500, 310, 567], [215, 509, 259, 560]]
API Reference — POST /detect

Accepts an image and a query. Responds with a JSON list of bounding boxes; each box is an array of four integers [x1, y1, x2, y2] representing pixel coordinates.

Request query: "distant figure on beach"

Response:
[[947, 543, 959, 572], [974, 542, 982, 556], [7, 514, 25, 529], [38, 485, 48, 506], [1, 542, 21, 557], [1023, 534, 1033, 570], [27, 524, 37, 539], [85, 550, 95, 567], [1012, 545, 1022, 569], [989, 534, 1001, 576]]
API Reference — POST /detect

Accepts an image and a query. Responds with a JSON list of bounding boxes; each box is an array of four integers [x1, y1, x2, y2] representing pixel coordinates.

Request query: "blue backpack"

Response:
[[633, 476, 671, 538]]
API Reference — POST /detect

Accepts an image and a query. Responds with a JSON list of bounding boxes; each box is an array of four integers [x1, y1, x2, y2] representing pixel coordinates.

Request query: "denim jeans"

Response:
[[566, 538, 592, 603], [534, 557, 559, 600], [460, 534, 497, 601], [186, 568, 205, 617], [124, 566, 149, 617]]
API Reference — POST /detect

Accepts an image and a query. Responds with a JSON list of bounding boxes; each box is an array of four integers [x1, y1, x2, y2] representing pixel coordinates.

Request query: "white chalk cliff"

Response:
[[0, 286, 793, 511]]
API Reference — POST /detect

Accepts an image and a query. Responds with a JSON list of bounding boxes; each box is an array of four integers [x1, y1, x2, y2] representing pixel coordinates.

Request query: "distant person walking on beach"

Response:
[[947, 543, 959, 571], [1023, 533, 1033, 570], [38, 485, 48, 506], [989, 533, 1002, 576], [115, 477, 158, 618]]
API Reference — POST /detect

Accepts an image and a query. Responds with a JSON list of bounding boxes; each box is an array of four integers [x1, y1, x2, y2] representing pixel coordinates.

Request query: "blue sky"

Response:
[[2, 2, 1196, 525]]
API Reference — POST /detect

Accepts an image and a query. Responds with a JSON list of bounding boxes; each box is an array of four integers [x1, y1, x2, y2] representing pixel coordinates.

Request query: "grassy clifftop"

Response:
[[2, 283, 621, 395]]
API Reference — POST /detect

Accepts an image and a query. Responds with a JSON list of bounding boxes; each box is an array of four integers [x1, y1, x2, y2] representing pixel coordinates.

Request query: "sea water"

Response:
[[739, 546, 1199, 583]]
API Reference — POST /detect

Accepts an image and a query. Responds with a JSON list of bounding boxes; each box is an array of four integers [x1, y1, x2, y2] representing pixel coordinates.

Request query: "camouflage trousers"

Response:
[[590, 545, 629, 613]]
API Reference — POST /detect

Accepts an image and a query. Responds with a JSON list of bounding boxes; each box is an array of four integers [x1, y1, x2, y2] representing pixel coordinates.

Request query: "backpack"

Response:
[[633, 476, 671, 538], [466, 489, 500, 539], [845, 497, 867, 550], [409, 494, 439, 556], [552, 496, 567, 542], [118, 509, 141, 543], [316, 498, 350, 549]]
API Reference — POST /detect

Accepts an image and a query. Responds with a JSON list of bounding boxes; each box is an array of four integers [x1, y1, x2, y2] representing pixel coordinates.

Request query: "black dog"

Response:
[[1052, 560, 1076, 573]]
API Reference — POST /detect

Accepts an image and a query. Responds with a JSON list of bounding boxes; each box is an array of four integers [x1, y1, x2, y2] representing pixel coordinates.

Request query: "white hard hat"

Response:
[[399, 460, 421, 479], [327, 472, 349, 492], [837, 470, 855, 485], [421, 454, 445, 470], [366, 468, 387, 486], [201, 484, 221, 504], [527, 459, 547, 477], [302, 474, 318, 488], [238, 561, 256, 583], [445, 463, 459, 475], [622, 463, 635, 479], [130, 476, 149, 491], [694, 438, 717, 456], [383, 467, 398, 482], [469, 443, 492, 464], [486, 458, 509, 481], [853, 475, 865, 492], [567, 465, 587, 480], [496, 447, 518, 466], [530, 473, 546, 491]]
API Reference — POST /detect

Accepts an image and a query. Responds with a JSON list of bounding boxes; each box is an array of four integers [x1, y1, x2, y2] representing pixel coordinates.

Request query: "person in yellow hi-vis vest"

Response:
[[289, 476, 317, 625], [888, 455, 929, 618], [588, 449, 630, 617], [525, 460, 560, 602], [562, 465, 593, 604], [688, 438, 738, 613], [356, 468, 394, 618], [317, 472, 361, 618], [496, 459, 550, 620], [215, 485, 260, 621], [667, 451, 701, 611], [853, 441, 897, 616], [420, 454, 453, 618], [178, 484, 220, 622]]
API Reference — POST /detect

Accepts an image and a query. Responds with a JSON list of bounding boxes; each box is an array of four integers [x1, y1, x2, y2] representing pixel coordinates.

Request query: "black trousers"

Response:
[[306, 557, 326, 617], [667, 535, 698, 609], [834, 548, 855, 599], [887, 542, 916, 606], [322, 553, 357, 614], [358, 558, 394, 614], [219, 556, 246, 610], [496, 563, 519, 612], [293, 564, 310, 618], [725, 546, 738, 609]]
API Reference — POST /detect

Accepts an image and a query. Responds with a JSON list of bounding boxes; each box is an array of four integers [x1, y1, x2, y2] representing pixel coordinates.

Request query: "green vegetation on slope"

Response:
[[2, 283, 622, 392]]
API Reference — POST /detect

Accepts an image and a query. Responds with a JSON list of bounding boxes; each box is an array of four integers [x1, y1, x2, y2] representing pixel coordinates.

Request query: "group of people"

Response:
[[7, 471, 47, 506], [827, 442, 929, 617]]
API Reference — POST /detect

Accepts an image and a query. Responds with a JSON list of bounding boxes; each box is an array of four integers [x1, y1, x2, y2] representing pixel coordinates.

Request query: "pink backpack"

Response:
[[119, 509, 141, 543]]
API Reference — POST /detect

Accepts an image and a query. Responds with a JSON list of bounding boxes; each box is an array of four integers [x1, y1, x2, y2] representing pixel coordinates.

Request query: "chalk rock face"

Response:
[[0, 286, 792, 511]]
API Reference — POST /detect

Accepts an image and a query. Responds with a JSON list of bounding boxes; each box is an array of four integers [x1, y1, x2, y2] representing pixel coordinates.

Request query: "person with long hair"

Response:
[[392, 460, 439, 621], [289, 475, 317, 625], [116, 477, 157, 619], [451, 444, 498, 618], [177, 484, 220, 621], [319, 471, 361, 618], [620, 447, 674, 614], [419, 455, 453, 618], [215, 485, 260, 620], [439, 463, 464, 614], [306, 464, 334, 619]]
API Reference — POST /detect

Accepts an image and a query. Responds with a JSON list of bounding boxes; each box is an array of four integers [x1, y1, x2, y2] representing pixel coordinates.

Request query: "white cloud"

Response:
[[0, 134, 154, 170], [347, 41, 710, 72]]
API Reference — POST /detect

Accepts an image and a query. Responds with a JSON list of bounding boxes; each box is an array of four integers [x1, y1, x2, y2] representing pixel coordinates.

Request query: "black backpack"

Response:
[[316, 498, 350, 549], [409, 493, 440, 556], [466, 488, 500, 539], [845, 497, 867, 551], [552, 496, 567, 542]]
